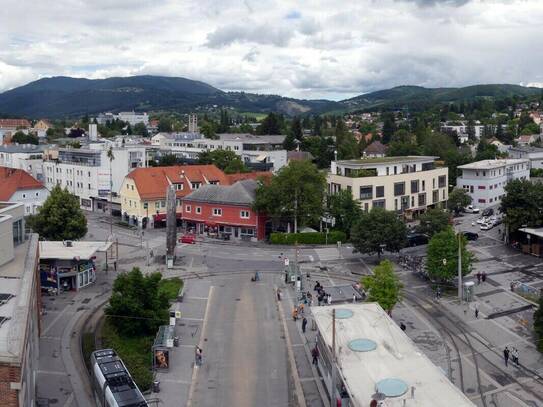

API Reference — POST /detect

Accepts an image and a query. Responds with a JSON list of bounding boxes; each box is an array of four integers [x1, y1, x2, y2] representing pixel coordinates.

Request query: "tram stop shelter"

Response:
[[311, 303, 475, 407], [38, 240, 112, 292], [152, 325, 175, 372]]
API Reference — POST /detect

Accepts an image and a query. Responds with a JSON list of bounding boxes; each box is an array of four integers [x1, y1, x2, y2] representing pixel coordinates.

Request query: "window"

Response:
[[196, 207, 202, 214], [88, 183, 91, 190], [422, 180, 425, 191], [478, 198, 486, 203], [35, 192, 39, 197], [478, 185, 486, 190], [359, 186, 373, 200], [364, 203, 369, 212], [161, 200, 166, 208], [192, 182, 201, 189], [176, 199, 181, 207], [394, 182, 405, 196], [470, 186, 474, 193], [418, 193, 426, 207], [432, 190, 439, 203], [432, 178, 436, 189], [127, 184, 130, 189], [376, 186, 384, 198], [175, 183, 184, 190], [240, 210, 250, 219], [394, 166, 397, 175], [438, 175, 446, 188], [411, 180, 419, 193], [155, 201, 160, 209], [143, 202, 148, 209], [22, 193, 26, 198], [386, 167, 390, 176], [213, 208, 222, 216], [185, 205, 191, 212], [372, 199, 386, 208], [411, 196, 415, 207], [240, 227, 254, 236]]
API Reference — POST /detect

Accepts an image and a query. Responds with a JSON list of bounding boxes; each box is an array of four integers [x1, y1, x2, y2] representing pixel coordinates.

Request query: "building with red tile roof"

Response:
[[0, 119, 31, 130], [0, 167, 49, 215]]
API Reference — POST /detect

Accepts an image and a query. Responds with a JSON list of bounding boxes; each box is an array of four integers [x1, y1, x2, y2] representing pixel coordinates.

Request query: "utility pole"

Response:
[[330, 308, 337, 407], [294, 188, 298, 234], [458, 232, 462, 302]]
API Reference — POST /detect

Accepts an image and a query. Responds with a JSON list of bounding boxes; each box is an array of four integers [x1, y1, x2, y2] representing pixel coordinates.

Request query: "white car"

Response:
[[476, 217, 487, 224], [480, 222, 493, 230], [465, 205, 480, 214]]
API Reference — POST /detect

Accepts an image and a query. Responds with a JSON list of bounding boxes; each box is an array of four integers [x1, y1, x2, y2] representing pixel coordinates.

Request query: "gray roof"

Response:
[[184, 179, 258, 205], [0, 144, 47, 153], [218, 133, 285, 144], [509, 146, 543, 153]]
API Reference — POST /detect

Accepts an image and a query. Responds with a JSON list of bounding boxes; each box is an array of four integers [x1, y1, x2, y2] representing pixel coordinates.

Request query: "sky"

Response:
[[1, 0, 543, 100]]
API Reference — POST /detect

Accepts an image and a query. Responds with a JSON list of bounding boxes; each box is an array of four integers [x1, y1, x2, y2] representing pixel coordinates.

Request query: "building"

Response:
[[362, 140, 387, 158], [287, 151, 314, 163], [42, 144, 147, 211], [0, 144, 46, 182], [0, 202, 41, 407], [440, 121, 484, 140], [312, 303, 475, 407], [181, 179, 266, 241], [96, 111, 149, 126], [508, 146, 543, 169], [515, 134, 540, 146], [188, 114, 198, 133], [456, 159, 530, 208], [0, 119, 31, 132], [0, 167, 49, 215], [327, 156, 448, 218]]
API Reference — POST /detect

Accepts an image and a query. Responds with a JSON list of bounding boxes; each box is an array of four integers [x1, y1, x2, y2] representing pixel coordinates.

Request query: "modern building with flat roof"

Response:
[[456, 159, 529, 208], [312, 303, 475, 407], [327, 156, 448, 218], [508, 146, 543, 169], [0, 202, 41, 406]]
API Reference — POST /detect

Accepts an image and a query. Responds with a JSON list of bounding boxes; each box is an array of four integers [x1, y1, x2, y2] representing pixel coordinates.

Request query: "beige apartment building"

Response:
[[327, 156, 448, 218]]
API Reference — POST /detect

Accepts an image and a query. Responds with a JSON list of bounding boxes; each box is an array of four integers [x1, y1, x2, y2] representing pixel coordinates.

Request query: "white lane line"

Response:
[[181, 317, 204, 321], [37, 370, 68, 376], [42, 305, 72, 336]]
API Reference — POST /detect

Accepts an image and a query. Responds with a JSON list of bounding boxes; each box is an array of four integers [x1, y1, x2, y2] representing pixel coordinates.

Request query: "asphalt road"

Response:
[[189, 273, 288, 407]]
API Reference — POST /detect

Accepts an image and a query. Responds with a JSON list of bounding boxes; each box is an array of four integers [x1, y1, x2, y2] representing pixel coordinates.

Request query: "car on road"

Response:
[[179, 234, 197, 244], [476, 217, 488, 224], [482, 208, 494, 217], [407, 233, 429, 247], [465, 205, 480, 213], [463, 231, 479, 241], [480, 222, 493, 230]]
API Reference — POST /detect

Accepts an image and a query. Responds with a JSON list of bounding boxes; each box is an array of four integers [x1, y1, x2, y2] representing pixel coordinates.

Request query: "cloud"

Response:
[[396, 0, 471, 6], [243, 48, 259, 62], [285, 10, 302, 19], [205, 23, 294, 48]]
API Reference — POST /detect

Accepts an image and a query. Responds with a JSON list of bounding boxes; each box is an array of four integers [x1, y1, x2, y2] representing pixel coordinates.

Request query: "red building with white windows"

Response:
[[181, 179, 266, 241]]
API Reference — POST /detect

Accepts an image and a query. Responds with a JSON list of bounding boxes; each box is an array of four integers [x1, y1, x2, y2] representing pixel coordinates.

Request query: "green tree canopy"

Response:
[[350, 208, 407, 257], [11, 131, 38, 145], [335, 119, 359, 160], [381, 113, 396, 144], [257, 112, 284, 135], [133, 122, 149, 137], [326, 190, 362, 238], [417, 208, 450, 237], [500, 179, 543, 231], [198, 149, 248, 173], [157, 117, 173, 132], [105, 267, 169, 336], [447, 188, 472, 213], [254, 160, 325, 232], [27, 185, 87, 240], [361, 260, 403, 314], [426, 227, 473, 282]]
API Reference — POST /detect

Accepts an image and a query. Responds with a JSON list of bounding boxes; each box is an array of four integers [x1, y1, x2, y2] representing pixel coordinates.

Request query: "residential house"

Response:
[[327, 156, 448, 218], [508, 146, 543, 169], [0, 167, 49, 215], [515, 134, 540, 146], [182, 179, 266, 241], [456, 159, 530, 208], [363, 141, 387, 158], [0, 144, 46, 182]]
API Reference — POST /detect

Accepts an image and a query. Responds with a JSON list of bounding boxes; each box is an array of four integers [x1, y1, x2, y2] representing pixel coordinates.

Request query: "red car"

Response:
[[179, 234, 196, 244]]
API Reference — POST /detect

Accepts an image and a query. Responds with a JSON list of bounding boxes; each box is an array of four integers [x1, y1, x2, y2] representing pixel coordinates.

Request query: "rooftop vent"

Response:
[[348, 338, 377, 352], [335, 309, 354, 319], [375, 378, 408, 398]]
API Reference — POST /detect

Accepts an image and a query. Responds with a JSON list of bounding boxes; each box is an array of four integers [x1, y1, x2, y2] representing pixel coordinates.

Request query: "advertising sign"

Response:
[[154, 349, 169, 369]]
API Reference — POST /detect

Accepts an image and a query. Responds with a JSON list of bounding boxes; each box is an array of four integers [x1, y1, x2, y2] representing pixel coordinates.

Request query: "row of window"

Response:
[[358, 176, 446, 200], [166, 142, 240, 151], [359, 189, 443, 212], [478, 195, 505, 204], [130, 200, 252, 219], [473, 163, 528, 178]]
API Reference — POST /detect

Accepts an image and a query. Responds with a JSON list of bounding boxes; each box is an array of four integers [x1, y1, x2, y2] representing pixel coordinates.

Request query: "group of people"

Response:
[[476, 271, 487, 284], [503, 346, 520, 367], [314, 281, 333, 306]]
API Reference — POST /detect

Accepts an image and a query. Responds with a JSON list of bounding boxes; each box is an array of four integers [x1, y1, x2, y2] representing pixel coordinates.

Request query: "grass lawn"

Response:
[[158, 277, 183, 301], [101, 319, 154, 391]]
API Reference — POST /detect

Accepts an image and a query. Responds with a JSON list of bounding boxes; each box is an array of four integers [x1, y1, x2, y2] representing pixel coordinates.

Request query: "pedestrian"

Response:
[[314, 281, 321, 291], [327, 294, 332, 305], [476, 272, 481, 285], [113, 260, 117, 271], [292, 307, 298, 321], [436, 287, 441, 300], [195, 346, 202, 366], [503, 346, 509, 367], [482, 271, 487, 283], [298, 303, 305, 315], [302, 317, 308, 333], [400, 322, 406, 331], [311, 346, 319, 365], [475, 304, 479, 319], [277, 288, 282, 301], [513, 348, 519, 366], [352, 293, 357, 303]]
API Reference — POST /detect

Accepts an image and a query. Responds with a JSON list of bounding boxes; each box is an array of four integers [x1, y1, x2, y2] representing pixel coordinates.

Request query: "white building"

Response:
[[456, 159, 530, 208], [508, 146, 543, 169], [441, 122, 484, 141], [188, 114, 198, 132], [0, 144, 46, 182], [327, 156, 449, 217], [312, 303, 475, 407], [42, 144, 147, 211], [96, 111, 149, 126], [0, 167, 49, 215]]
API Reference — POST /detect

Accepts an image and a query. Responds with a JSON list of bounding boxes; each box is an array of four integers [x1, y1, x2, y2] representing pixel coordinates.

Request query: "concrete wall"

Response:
[[0, 216, 14, 266]]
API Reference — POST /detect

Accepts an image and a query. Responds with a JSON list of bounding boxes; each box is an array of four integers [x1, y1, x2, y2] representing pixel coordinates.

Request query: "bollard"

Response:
[[174, 336, 179, 347], [153, 380, 160, 393]]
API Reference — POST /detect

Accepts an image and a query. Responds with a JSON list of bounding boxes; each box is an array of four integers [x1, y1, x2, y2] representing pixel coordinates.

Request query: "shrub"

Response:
[[269, 231, 346, 245]]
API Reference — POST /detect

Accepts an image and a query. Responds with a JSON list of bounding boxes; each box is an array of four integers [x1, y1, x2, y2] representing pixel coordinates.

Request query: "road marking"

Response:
[[160, 378, 192, 385], [42, 305, 71, 335], [184, 297, 208, 300], [37, 369, 68, 376], [181, 317, 204, 321]]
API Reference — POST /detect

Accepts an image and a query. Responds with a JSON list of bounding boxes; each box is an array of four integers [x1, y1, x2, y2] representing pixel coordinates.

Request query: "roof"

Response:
[[0, 144, 46, 154], [226, 171, 272, 184], [218, 133, 285, 144], [0, 119, 31, 128], [458, 159, 529, 170], [363, 140, 387, 155], [337, 156, 438, 166], [312, 303, 475, 407], [509, 146, 543, 153], [39, 241, 112, 260], [517, 135, 538, 142], [0, 167, 45, 200], [519, 227, 543, 239], [183, 179, 258, 205], [126, 165, 229, 200]]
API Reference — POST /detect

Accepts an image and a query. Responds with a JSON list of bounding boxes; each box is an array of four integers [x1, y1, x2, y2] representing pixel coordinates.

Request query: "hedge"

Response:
[[270, 231, 347, 245]]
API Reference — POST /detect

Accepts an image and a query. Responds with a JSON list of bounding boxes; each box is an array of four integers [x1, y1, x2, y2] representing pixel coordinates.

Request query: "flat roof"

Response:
[[312, 303, 475, 407], [519, 227, 543, 239], [39, 241, 112, 260], [509, 146, 543, 153], [336, 156, 438, 166], [218, 134, 285, 144], [458, 159, 529, 170], [0, 144, 47, 153]]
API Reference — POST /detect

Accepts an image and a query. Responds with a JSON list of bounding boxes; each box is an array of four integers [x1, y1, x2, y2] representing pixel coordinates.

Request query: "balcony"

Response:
[[342, 168, 378, 178]]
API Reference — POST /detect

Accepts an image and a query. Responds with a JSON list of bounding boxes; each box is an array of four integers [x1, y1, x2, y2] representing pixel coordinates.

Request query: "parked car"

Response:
[[463, 231, 479, 241], [476, 217, 487, 224], [482, 208, 494, 217], [179, 234, 196, 244], [480, 223, 493, 230], [465, 205, 480, 213], [407, 233, 429, 247]]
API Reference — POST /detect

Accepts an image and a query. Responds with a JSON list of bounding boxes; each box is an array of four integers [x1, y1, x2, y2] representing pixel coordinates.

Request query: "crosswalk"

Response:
[[315, 247, 341, 261]]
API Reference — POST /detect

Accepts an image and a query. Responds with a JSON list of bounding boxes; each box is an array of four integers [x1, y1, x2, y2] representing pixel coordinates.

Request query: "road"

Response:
[[189, 273, 288, 407]]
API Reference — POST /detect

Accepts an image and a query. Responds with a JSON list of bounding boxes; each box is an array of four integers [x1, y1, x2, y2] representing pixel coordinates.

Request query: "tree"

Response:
[[417, 208, 450, 237], [350, 208, 407, 257], [156, 154, 181, 166], [133, 122, 149, 137], [534, 295, 543, 352], [335, 120, 359, 159], [27, 185, 87, 240], [11, 131, 38, 145], [257, 112, 283, 135], [291, 116, 303, 141], [254, 160, 325, 232], [217, 109, 230, 133], [426, 227, 473, 282], [500, 179, 543, 232], [158, 117, 173, 132], [283, 133, 297, 151], [198, 149, 248, 173], [381, 113, 396, 144], [361, 260, 403, 314], [326, 190, 362, 238], [447, 188, 472, 214], [105, 267, 169, 336]]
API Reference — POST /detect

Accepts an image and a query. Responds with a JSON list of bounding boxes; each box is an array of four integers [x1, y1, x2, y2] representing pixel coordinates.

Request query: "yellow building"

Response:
[[34, 119, 52, 131]]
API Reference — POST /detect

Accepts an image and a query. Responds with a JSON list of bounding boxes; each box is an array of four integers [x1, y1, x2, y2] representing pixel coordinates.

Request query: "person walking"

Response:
[[503, 347, 510, 367], [292, 307, 298, 321], [277, 288, 282, 301], [475, 304, 479, 319], [195, 346, 202, 366], [302, 317, 308, 333], [113, 260, 117, 271], [327, 294, 332, 305], [476, 272, 481, 285], [352, 293, 357, 303], [512, 348, 519, 366], [311, 346, 319, 366], [298, 303, 305, 315], [482, 271, 487, 284]]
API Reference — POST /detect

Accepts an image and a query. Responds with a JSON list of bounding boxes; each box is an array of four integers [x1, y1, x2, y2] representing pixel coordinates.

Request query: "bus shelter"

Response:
[[152, 325, 175, 372]]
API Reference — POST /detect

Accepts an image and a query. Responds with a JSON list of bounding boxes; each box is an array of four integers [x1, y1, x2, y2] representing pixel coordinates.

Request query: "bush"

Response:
[[158, 278, 183, 301], [269, 231, 346, 245]]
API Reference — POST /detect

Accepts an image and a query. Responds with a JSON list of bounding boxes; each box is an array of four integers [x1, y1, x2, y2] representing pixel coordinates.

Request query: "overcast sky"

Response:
[[1, 0, 542, 100]]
